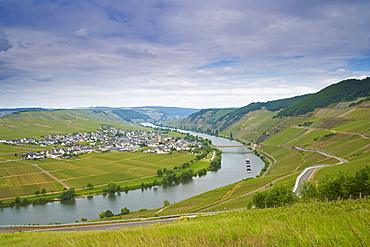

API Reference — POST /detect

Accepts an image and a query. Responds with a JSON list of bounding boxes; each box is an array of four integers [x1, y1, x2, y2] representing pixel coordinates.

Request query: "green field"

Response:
[[0, 150, 198, 199], [1, 199, 368, 247]]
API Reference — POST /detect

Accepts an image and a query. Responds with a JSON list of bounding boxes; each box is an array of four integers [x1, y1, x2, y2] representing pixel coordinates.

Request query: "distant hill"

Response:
[[0, 106, 199, 124], [0, 110, 135, 140], [82, 106, 198, 123], [277, 77, 370, 117], [164, 94, 310, 132], [112, 109, 152, 123], [163, 77, 370, 142]]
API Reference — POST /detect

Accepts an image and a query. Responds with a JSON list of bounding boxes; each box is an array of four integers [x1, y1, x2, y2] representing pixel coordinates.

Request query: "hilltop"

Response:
[[164, 77, 370, 143], [0, 106, 199, 128]]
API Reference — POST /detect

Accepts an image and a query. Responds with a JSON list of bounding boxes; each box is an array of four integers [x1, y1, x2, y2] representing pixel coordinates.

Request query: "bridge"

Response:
[[212, 145, 249, 148]]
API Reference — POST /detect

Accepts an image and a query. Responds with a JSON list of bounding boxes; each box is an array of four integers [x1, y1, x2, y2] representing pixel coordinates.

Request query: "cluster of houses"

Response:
[[4, 127, 204, 160]]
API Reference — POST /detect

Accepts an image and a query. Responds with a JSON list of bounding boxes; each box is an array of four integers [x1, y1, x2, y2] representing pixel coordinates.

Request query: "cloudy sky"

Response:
[[0, 0, 369, 109]]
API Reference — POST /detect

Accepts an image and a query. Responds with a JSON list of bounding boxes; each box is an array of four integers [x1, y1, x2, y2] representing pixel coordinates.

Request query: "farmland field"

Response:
[[0, 149, 197, 199]]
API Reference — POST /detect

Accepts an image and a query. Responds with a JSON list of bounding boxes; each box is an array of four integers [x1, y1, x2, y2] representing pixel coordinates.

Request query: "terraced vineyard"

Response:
[[0, 150, 199, 199]]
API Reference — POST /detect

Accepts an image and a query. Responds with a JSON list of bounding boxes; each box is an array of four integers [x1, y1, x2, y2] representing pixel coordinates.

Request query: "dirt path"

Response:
[[67, 116, 79, 126], [31, 164, 70, 189]]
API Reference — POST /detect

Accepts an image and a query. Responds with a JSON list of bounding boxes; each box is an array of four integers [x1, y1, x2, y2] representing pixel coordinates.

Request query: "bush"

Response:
[[120, 207, 130, 215], [104, 210, 114, 218]]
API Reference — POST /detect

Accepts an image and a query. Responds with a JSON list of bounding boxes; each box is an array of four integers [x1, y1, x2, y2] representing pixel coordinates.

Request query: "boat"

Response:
[[246, 158, 250, 164], [246, 168, 252, 173]]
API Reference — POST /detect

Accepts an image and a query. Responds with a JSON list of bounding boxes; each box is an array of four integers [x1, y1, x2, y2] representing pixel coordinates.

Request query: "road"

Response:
[[292, 147, 347, 195], [0, 217, 181, 233]]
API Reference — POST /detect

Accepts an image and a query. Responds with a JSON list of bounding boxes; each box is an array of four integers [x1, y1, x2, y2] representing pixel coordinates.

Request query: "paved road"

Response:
[[292, 147, 347, 195], [0, 218, 181, 233]]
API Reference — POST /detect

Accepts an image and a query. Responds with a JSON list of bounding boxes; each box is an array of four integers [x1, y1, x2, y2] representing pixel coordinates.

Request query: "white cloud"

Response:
[[114, 46, 156, 58], [73, 28, 90, 39], [0, 0, 369, 109]]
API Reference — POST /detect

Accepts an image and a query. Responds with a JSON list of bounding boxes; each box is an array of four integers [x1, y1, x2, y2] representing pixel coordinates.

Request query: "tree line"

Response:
[[251, 165, 370, 209], [299, 165, 370, 201]]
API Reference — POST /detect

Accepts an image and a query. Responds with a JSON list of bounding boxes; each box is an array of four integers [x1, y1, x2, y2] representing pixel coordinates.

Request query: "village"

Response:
[[1, 127, 205, 160]]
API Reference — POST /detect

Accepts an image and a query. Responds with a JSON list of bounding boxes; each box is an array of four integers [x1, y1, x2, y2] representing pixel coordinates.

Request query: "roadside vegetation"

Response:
[[0, 199, 368, 247]]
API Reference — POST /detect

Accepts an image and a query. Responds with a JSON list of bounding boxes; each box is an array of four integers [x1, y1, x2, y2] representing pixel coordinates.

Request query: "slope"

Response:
[[277, 77, 370, 117], [0, 110, 135, 140]]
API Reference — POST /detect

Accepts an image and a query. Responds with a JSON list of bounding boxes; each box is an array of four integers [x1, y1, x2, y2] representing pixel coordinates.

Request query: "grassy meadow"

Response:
[[0, 199, 368, 247]]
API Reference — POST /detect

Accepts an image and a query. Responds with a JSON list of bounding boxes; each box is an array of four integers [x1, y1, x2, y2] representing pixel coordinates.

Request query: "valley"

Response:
[[0, 77, 369, 246]]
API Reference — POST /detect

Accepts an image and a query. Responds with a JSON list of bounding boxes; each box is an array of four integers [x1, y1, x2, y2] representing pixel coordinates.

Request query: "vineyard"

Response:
[[0, 149, 198, 199]]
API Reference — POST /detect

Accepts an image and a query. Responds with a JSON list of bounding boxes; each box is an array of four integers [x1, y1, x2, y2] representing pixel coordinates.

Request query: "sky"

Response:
[[0, 0, 369, 109]]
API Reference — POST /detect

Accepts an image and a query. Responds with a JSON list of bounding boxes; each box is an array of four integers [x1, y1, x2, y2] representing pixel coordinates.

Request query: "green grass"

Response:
[[314, 158, 370, 181], [158, 174, 288, 215], [0, 110, 138, 140], [1, 199, 368, 247], [262, 127, 308, 145], [332, 119, 370, 134], [341, 107, 370, 118], [222, 110, 303, 143]]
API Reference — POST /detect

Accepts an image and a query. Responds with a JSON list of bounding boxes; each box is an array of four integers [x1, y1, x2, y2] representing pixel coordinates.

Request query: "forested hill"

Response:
[[215, 94, 310, 130], [165, 94, 310, 131], [277, 77, 370, 117]]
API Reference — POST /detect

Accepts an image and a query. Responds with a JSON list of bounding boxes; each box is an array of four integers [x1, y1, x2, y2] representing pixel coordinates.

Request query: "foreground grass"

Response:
[[1, 199, 368, 246]]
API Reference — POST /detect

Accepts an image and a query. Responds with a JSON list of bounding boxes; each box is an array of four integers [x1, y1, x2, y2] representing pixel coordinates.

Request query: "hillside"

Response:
[[164, 78, 370, 143], [163, 94, 310, 133], [83, 106, 199, 123], [0, 110, 139, 140], [277, 77, 370, 117], [0, 106, 199, 127]]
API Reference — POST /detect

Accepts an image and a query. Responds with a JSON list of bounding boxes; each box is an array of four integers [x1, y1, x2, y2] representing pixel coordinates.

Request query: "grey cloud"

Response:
[[0, 31, 12, 52], [114, 46, 157, 58], [17, 41, 34, 49]]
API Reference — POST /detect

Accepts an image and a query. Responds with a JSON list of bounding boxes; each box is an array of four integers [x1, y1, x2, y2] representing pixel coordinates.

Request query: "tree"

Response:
[[104, 210, 114, 218], [14, 197, 21, 204], [156, 169, 163, 176], [252, 184, 297, 208], [163, 200, 170, 207], [107, 182, 117, 193], [41, 188, 47, 194], [99, 211, 105, 219], [35, 190, 40, 196], [60, 188, 76, 200], [120, 207, 130, 215], [86, 183, 94, 189], [20, 198, 29, 206], [180, 169, 194, 180], [299, 181, 317, 201], [197, 168, 207, 176], [209, 157, 221, 171]]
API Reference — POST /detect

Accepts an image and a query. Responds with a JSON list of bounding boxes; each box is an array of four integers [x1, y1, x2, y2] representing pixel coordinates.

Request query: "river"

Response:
[[0, 129, 264, 225]]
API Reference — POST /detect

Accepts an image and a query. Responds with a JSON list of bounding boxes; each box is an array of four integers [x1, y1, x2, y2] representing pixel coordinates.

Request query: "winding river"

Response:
[[0, 129, 264, 225]]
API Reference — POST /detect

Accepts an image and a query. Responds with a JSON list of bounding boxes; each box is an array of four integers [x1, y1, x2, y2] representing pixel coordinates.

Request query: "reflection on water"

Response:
[[0, 132, 263, 225]]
